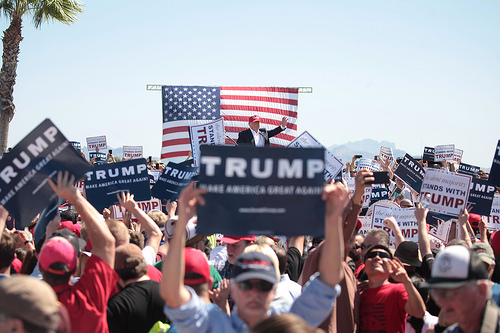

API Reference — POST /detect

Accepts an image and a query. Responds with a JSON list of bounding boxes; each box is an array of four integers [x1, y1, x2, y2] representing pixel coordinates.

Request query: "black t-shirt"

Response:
[[107, 280, 168, 333], [286, 246, 304, 282]]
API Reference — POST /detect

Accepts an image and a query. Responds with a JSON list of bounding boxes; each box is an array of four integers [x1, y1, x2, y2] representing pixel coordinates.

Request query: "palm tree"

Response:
[[0, 0, 83, 153]]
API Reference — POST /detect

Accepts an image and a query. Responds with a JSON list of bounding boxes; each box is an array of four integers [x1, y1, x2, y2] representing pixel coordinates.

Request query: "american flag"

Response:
[[161, 86, 299, 160]]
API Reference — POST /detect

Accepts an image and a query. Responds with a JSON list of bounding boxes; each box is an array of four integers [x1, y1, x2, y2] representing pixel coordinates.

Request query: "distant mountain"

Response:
[[327, 139, 407, 165]]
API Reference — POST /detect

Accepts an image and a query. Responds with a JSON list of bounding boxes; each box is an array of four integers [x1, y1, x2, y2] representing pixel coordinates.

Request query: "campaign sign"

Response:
[[485, 195, 500, 230], [434, 144, 455, 162], [189, 118, 225, 169], [86, 135, 107, 153], [148, 169, 162, 185], [379, 146, 394, 163], [89, 151, 106, 165], [0, 119, 92, 228], [428, 220, 454, 244], [84, 158, 151, 212], [356, 158, 381, 173], [420, 168, 472, 217], [287, 131, 343, 181], [357, 216, 372, 235], [371, 205, 419, 247], [123, 146, 143, 160], [423, 147, 435, 162], [70, 141, 81, 151], [394, 154, 425, 192], [33, 197, 63, 243], [111, 198, 162, 222], [197, 146, 325, 236], [467, 178, 496, 216], [151, 162, 198, 201], [371, 187, 389, 203], [489, 140, 500, 187], [453, 149, 463, 165], [458, 162, 480, 177]]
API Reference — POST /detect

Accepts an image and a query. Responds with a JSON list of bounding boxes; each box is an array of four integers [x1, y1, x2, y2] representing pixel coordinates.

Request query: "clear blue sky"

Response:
[[3, 0, 499, 169]]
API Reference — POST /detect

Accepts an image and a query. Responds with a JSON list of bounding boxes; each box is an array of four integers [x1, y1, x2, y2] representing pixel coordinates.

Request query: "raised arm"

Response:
[[0, 205, 8, 241], [48, 171, 115, 267], [343, 170, 372, 244], [160, 183, 206, 308], [383, 216, 405, 249], [319, 183, 350, 286], [390, 257, 425, 319], [414, 203, 432, 257], [457, 208, 473, 248], [117, 192, 162, 254]]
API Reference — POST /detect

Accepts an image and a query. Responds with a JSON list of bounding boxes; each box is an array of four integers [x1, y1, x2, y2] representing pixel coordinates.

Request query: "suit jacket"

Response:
[[236, 126, 284, 146]]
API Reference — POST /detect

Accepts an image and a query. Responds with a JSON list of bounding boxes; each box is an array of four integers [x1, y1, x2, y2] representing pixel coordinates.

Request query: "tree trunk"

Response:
[[0, 13, 23, 153]]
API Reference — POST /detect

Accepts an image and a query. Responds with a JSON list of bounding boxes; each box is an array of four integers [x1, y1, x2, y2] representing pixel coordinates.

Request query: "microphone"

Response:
[[224, 132, 238, 146]]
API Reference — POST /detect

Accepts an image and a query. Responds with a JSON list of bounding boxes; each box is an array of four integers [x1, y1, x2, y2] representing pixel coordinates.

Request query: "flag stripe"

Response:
[[220, 94, 298, 106], [221, 86, 299, 94]]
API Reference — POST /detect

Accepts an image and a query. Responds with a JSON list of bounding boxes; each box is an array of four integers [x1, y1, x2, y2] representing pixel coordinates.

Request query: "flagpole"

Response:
[[146, 85, 313, 93]]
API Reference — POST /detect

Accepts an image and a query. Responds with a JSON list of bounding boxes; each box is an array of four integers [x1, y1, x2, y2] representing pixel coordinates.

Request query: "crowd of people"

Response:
[[0, 117, 499, 333]]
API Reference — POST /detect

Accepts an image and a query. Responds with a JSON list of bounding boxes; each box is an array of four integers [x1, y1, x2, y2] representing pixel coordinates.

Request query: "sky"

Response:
[[2, 0, 499, 169]]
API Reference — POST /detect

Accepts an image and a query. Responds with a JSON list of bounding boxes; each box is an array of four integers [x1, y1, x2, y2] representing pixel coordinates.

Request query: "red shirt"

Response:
[[53, 255, 118, 333], [359, 283, 409, 333]]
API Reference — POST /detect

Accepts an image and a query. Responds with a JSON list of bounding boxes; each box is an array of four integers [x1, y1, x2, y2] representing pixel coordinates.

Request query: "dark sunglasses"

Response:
[[365, 251, 391, 260], [238, 280, 274, 292]]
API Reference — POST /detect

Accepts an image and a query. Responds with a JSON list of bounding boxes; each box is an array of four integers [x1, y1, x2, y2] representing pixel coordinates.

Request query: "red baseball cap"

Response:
[[248, 115, 261, 123], [220, 235, 256, 244], [468, 213, 481, 228], [184, 248, 210, 285], [490, 231, 500, 256], [39, 237, 77, 275]]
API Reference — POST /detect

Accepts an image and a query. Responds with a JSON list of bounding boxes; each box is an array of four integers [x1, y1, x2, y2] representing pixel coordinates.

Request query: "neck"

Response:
[[239, 312, 267, 329], [368, 275, 389, 288], [120, 274, 150, 288], [0, 266, 10, 276]]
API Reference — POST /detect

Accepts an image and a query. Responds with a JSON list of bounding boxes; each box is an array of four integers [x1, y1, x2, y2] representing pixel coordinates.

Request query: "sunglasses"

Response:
[[365, 251, 391, 260], [238, 280, 274, 292]]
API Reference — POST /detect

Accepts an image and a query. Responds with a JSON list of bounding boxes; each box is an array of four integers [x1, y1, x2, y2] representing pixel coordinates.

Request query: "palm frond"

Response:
[[31, 0, 84, 29]]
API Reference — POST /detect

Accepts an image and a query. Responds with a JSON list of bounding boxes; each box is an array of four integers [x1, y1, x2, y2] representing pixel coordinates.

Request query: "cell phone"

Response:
[[355, 155, 362, 159], [374, 155, 379, 161], [109, 149, 112, 154], [365, 171, 390, 185]]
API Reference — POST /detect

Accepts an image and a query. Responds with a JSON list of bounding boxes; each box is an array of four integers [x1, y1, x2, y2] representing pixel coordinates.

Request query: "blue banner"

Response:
[[458, 162, 481, 177], [489, 140, 500, 187], [197, 146, 325, 236], [467, 178, 496, 216], [151, 162, 198, 201], [84, 158, 151, 212], [423, 147, 435, 162], [0, 119, 91, 228], [394, 154, 426, 192]]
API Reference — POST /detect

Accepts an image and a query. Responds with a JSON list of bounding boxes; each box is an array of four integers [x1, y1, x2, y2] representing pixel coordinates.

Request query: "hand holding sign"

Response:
[[47, 171, 78, 204], [322, 182, 350, 220], [117, 191, 139, 212], [178, 183, 206, 223]]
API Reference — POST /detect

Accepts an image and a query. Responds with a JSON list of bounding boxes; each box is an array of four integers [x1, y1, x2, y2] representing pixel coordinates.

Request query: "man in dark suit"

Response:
[[236, 115, 288, 146]]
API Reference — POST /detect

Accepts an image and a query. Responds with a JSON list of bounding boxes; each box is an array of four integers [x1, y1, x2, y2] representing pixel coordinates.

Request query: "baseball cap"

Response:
[[394, 241, 422, 267], [425, 245, 489, 289], [39, 236, 77, 275], [468, 213, 482, 228], [232, 251, 277, 285], [0, 276, 59, 330], [249, 115, 261, 123], [471, 242, 495, 267], [184, 247, 210, 285], [165, 216, 199, 241], [220, 235, 256, 244], [490, 231, 500, 255]]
